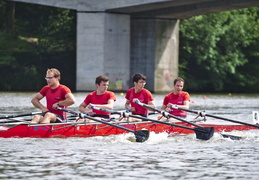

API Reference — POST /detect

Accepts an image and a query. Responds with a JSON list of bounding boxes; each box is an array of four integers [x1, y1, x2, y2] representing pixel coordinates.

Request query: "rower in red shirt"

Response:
[[78, 75, 116, 122], [125, 73, 156, 121], [30, 68, 75, 124], [161, 77, 190, 121]]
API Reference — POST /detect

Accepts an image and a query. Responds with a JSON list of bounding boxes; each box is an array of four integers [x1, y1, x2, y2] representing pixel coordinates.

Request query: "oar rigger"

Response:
[[57, 107, 149, 143], [171, 105, 259, 129], [135, 101, 242, 140], [92, 106, 215, 141]]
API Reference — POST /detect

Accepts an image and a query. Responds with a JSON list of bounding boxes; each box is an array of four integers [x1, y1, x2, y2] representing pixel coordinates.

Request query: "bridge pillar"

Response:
[[77, 15, 179, 92], [131, 18, 179, 92], [76, 12, 131, 91]]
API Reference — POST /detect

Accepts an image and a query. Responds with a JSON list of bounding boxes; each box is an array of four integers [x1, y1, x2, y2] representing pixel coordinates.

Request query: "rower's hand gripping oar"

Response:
[[91, 106, 214, 140], [171, 106, 259, 129], [56, 107, 149, 142], [135, 101, 241, 140]]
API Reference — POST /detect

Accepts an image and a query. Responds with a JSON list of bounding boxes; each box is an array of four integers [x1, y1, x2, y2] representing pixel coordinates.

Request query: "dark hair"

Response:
[[132, 73, 146, 83], [95, 75, 109, 85], [174, 77, 184, 85]]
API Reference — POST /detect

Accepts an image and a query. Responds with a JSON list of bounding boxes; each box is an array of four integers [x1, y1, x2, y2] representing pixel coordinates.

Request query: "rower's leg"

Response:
[[30, 115, 43, 124], [40, 112, 57, 124], [128, 117, 142, 122]]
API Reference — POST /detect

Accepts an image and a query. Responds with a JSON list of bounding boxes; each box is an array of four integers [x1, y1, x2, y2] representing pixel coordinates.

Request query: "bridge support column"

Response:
[[76, 12, 130, 91], [131, 18, 179, 92]]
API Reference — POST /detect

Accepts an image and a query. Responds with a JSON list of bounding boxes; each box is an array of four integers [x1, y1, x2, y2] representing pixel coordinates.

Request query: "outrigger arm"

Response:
[[57, 107, 149, 142]]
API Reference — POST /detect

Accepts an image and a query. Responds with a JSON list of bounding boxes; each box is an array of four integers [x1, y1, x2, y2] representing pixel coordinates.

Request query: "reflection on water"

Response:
[[0, 92, 259, 179]]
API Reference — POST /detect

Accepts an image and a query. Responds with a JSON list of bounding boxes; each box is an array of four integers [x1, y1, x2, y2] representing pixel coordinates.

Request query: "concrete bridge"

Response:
[[7, 0, 259, 92]]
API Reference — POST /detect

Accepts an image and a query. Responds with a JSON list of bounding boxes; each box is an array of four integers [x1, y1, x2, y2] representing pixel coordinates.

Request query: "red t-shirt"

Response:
[[163, 91, 190, 117], [125, 88, 154, 116], [39, 85, 72, 118], [83, 91, 116, 116]]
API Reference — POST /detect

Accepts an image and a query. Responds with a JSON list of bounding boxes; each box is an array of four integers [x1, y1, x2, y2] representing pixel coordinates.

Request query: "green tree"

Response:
[[15, 3, 76, 53], [226, 8, 259, 93], [179, 8, 259, 92], [0, 2, 76, 91]]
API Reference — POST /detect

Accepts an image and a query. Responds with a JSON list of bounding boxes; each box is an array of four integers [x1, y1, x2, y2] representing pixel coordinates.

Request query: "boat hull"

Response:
[[0, 121, 257, 138]]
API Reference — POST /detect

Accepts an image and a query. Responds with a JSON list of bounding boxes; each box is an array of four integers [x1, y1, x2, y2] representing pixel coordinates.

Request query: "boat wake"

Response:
[[84, 129, 259, 144]]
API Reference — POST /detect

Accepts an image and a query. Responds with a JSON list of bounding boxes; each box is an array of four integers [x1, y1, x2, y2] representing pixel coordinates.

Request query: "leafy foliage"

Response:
[[179, 8, 259, 92], [15, 3, 76, 53], [0, 2, 76, 91], [0, 1, 259, 93]]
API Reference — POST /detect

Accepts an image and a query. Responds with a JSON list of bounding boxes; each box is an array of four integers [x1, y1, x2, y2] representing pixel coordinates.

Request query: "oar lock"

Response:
[[121, 112, 130, 118], [79, 113, 88, 119], [161, 111, 170, 119], [198, 111, 206, 117]]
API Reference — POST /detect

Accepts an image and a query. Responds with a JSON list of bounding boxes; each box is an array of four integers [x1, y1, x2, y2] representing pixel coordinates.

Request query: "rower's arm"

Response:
[[161, 104, 167, 111], [93, 99, 115, 110], [31, 93, 48, 112], [79, 102, 88, 113], [147, 101, 156, 111], [53, 93, 75, 110], [125, 99, 136, 112], [57, 93, 75, 106], [163, 101, 190, 110], [125, 99, 131, 109], [177, 100, 189, 109]]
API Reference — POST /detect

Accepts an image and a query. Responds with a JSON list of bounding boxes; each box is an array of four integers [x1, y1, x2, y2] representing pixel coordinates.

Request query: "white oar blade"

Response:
[[252, 111, 259, 124]]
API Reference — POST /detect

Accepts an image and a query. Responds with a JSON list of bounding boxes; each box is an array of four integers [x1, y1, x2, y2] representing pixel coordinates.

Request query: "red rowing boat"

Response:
[[0, 120, 257, 138]]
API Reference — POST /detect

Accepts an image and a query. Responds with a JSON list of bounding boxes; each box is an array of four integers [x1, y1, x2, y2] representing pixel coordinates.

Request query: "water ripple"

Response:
[[1, 92, 259, 179]]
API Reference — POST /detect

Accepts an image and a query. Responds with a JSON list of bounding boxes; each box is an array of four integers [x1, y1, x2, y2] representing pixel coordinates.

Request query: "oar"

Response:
[[0, 117, 34, 123], [91, 106, 214, 140], [0, 112, 43, 119], [135, 102, 241, 140], [171, 106, 259, 129], [56, 107, 149, 142]]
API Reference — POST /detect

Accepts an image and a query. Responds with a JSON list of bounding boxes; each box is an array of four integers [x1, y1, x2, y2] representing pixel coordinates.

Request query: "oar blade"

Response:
[[220, 133, 242, 140], [134, 130, 149, 142], [194, 127, 214, 140]]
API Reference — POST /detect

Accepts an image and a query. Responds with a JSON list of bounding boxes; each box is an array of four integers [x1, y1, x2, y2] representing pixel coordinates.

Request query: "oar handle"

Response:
[[91, 106, 121, 115], [170, 106, 206, 117], [135, 101, 162, 113], [57, 107, 79, 116], [91, 106, 131, 117]]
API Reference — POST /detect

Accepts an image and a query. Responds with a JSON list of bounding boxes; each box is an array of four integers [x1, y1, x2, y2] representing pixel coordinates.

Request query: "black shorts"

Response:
[[93, 114, 110, 119], [132, 113, 147, 118]]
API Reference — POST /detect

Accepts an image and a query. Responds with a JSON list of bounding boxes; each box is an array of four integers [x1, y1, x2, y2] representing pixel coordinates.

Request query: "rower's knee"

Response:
[[38, 112, 56, 124], [30, 115, 42, 124]]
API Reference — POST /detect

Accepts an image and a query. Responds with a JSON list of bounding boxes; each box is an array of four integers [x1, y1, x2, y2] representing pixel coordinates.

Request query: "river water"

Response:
[[0, 92, 259, 180]]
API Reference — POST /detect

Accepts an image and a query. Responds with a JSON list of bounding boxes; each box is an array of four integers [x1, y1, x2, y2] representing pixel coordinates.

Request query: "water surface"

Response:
[[0, 92, 259, 179]]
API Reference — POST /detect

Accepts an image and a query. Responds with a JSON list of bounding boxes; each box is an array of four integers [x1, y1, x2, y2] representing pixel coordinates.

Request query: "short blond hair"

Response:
[[47, 68, 61, 80]]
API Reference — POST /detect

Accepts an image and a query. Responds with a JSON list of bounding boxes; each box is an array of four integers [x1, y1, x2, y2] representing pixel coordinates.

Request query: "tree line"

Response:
[[0, 1, 258, 93], [179, 8, 259, 93], [0, 1, 76, 91]]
